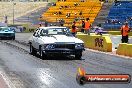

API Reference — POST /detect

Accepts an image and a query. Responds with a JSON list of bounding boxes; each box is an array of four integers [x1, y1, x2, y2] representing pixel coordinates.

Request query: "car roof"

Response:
[[39, 26, 67, 29]]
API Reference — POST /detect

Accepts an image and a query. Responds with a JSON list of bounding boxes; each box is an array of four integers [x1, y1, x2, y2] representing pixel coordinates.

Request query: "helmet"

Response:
[[124, 21, 128, 24]]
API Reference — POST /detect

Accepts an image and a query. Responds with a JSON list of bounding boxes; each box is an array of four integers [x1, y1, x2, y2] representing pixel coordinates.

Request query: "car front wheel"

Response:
[[39, 45, 47, 60], [75, 52, 82, 60], [12, 36, 15, 40]]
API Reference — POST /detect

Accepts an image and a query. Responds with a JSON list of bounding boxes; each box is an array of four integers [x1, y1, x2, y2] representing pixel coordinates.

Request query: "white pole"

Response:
[[13, 2, 16, 24]]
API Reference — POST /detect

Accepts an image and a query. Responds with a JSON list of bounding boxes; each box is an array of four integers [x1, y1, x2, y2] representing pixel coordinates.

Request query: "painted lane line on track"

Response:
[[0, 71, 16, 88], [0, 74, 8, 88]]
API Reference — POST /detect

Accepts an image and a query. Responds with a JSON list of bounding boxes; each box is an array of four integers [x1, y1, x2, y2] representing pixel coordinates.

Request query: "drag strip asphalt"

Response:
[[0, 33, 131, 88]]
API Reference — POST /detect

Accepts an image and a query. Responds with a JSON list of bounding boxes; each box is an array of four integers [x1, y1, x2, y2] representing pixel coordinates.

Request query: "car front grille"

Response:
[[55, 44, 75, 49], [3, 33, 11, 36]]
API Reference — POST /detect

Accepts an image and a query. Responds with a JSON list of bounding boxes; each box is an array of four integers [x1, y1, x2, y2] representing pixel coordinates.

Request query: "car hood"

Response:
[[40, 35, 84, 44], [0, 30, 14, 33]]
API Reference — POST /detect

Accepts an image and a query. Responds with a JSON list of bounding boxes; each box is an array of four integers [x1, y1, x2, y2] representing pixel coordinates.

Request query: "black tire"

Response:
[[30, 43, 37, 55], [75, 52, 82, 60], [12, 36, 15, 40], [39, 45, 47, 59]]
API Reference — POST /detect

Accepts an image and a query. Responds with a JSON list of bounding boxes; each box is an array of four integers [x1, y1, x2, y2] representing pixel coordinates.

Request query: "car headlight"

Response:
[[45, 44, 55, 49], [75, 43, 84, 49]]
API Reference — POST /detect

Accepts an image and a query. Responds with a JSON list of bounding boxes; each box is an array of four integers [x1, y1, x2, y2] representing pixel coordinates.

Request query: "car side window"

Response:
[[33, 29, 40, 37], [40, 29, 48, 36]]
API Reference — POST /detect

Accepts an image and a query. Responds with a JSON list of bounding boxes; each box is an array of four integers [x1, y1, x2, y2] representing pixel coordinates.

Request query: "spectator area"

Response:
[[41, 0, 102, 27], [0, 2, 48, 24], [103, 1, 132, 30]]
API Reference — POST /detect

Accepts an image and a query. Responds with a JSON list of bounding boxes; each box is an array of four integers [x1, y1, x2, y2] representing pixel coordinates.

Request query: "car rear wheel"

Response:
[[30, 43, 37, 55], [75, 52, 82, 60]]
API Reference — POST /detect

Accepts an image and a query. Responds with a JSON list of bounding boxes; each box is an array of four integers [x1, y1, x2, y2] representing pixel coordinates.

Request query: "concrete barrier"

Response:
[[116, 43, 127, 55], [76, 33, 112, 52], [116, 43, 132, 57]]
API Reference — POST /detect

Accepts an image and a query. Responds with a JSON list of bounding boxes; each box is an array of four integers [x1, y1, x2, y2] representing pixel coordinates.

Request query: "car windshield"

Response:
[[40, 28, 72, 36], [0, 27, 10, 31]]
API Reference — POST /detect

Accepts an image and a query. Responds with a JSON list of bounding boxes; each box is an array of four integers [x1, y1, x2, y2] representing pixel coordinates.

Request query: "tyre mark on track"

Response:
[[0, 40, 116, 88], [0, 42, 89, 88], [1, 40, 131, 73], [1, 40, 132, 88]]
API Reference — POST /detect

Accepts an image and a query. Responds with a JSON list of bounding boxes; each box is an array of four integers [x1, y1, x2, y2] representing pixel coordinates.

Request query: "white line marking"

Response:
[[0, 71, 16, 88]]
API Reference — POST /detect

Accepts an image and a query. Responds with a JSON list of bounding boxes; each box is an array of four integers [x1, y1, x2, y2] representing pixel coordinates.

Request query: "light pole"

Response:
[[13, 2, 16, 25]]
